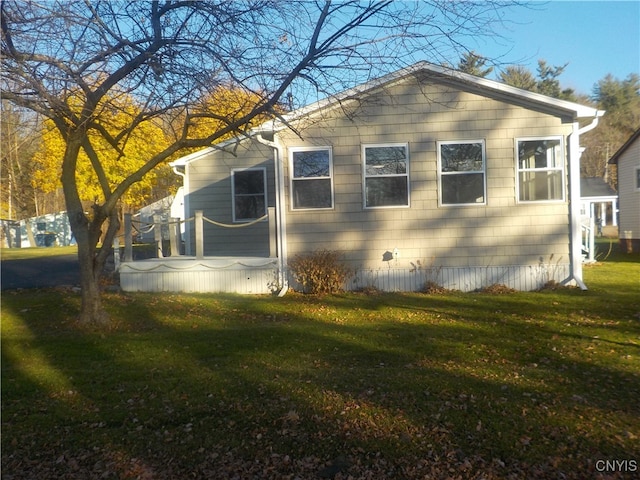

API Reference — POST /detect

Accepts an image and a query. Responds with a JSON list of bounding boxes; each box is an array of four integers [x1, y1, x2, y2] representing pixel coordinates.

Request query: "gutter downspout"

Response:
[[256, 132, 289, 296], [568, 110, 605, 290], [170, 164, 191, 256]]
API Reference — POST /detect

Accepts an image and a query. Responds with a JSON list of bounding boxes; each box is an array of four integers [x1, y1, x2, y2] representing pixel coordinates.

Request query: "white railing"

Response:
[[120, 207, 276, 264], [581, 216, 595, 263]]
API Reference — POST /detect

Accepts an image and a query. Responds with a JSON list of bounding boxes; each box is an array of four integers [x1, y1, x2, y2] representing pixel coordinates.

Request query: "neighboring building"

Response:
[[580, 177, 618, 230], [122, 62, 604, 293], [609, 129, 640, 253], [0, 219, 21, 248], [5, 211, 75, 248], [133, 187, 185, 243]]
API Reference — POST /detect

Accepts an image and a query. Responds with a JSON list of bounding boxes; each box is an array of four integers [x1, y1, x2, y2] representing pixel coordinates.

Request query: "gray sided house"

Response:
[[609, 128, 640, 253], [0, 211, 74, 248], [120, 62, 604, 293]]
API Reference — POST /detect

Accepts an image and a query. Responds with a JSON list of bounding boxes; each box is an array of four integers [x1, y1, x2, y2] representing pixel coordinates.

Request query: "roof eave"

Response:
[[608, 128, 640, 164], [264, 62, 602, 130]]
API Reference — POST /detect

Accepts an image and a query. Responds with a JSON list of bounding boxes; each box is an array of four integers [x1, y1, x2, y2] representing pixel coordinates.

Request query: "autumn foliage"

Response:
[[31, 93, 171, 212]]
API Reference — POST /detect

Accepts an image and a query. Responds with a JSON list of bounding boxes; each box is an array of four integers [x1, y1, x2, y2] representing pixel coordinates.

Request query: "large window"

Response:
[[232, 168, 267, 222], [516, 137, 564, 202], [363, 144, 409, 208], [438, 140, 486, 205], [290, 147, 333, 209]]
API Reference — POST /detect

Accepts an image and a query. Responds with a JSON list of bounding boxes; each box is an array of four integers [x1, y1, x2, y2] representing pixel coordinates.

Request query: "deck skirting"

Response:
[[120, 258, 572, 294], [119, 257, 278, 294]]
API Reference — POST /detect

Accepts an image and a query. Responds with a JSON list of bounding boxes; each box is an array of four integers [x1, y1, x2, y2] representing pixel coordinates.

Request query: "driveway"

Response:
[[1, 254, 81, 290]]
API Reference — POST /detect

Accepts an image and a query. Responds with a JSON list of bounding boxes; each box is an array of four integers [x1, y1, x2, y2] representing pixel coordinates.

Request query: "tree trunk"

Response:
[[62, 134, 112, 326], [70, 212, 110, 326], [77, 250, 109, 326]]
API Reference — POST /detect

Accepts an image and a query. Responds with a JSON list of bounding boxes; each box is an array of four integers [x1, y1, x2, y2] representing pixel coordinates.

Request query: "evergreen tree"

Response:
[[457, 51, 494, 77], [581, 74, 640, 186], [498, 65, 537, 91]]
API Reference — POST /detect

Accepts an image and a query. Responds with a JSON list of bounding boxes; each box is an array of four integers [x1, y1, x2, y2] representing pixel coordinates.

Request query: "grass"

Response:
[[0, 245, 78, 260], [2, 249, 639, 479]]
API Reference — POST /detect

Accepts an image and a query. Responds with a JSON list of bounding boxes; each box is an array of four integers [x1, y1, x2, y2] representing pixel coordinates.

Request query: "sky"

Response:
[[471, 0, 640, 96]]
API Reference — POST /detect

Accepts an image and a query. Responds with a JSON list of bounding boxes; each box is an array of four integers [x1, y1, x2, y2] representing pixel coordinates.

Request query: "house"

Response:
[[1, 211, 75, 248], [120, 62, 604, 293], [608, 128, 640, 253], [580, 177, 618, 231], [579, 177, 618, 262], [132, 187, 185, 244]]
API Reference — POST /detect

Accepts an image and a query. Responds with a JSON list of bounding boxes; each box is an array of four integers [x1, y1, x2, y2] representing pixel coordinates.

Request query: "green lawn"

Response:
[[1, 245, 78, 260], [2, 250, 639, 479]]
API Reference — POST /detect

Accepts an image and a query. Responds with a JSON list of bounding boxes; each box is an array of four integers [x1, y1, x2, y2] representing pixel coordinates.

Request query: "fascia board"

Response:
[[169, 147, 215, 167], [169, 135, 253, 167], [426, 64, 600, 120], [608, 128, 640, 164]]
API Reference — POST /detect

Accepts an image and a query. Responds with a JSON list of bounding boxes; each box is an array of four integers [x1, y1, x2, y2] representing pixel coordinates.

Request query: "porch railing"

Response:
[[581, 216, 595, 263], [121, 207, 276, 263]]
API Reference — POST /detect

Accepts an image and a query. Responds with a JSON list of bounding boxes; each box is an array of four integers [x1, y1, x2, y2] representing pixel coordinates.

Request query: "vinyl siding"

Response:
[[617, 136, 640, 240], [185, 140, 275, 256], [278, 77, 573, 272]]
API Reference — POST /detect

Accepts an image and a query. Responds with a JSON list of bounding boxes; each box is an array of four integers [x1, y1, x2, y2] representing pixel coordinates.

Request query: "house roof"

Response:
[[580, 177, 617, 198], [172, 62, 603, 166], [265, 62, 602, 130], [608, 128, 640, 164]]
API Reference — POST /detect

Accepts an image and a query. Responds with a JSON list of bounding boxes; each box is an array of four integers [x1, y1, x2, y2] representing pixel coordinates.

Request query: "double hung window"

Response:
[[516, 137, 564, 202], [290, 147, 333, 209], [438, 140, 486, 205], [363, 144, 409, 208], [232, 168, 267, 222]]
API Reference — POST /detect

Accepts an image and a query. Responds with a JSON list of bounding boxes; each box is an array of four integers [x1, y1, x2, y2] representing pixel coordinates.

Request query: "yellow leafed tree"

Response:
[[177, 86, 275, 152], [33, 95, 171, 213]]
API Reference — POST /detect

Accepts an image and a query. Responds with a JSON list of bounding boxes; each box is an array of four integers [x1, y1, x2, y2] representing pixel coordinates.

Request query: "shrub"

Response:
[[476, 283, 516, 294], [410, 257, 445, 294], [289, 249, 353, 294]]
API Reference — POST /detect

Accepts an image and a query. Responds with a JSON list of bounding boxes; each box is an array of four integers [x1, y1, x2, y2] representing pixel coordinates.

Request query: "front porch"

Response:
[[117, 208, 279, 294]]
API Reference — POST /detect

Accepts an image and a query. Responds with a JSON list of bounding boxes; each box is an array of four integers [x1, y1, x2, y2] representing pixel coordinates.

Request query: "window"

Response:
[[516, 137, 564, 202], [290, 147, 333, 209], [438, 140, 486, 205], [232, 168, 266, 222], [363, 144, 409, 208], [635, 167, 640, 191]]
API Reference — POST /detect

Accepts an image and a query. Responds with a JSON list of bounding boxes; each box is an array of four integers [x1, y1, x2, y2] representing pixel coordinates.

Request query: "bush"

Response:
[[410, 257, 446, 293], [289, 249, 353, 294]]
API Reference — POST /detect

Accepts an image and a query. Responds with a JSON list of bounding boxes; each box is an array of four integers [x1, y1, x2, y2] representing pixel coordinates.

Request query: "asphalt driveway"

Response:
[[1, 254, 81, 290]]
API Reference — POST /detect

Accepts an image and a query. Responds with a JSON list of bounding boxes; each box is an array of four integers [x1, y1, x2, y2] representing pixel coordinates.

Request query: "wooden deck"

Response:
[[119, 256, 278, 294]]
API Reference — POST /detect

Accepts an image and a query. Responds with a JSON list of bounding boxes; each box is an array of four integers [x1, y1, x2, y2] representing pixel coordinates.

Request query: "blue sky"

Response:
[[472, 1, 640, 96]]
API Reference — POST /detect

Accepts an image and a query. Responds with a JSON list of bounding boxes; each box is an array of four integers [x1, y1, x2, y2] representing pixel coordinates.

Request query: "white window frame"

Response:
[[289, 146, 334, 210], [437, 139, 487, 206], [362, 143, 410, 209], [635, 166, 640, 191], [231, 167, 267, 223], [515, 136, 565, 203]]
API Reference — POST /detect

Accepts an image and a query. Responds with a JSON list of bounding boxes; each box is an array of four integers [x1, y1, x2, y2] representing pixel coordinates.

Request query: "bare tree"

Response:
[[0, 101, 40, 219], [1, 0, 521, 325]]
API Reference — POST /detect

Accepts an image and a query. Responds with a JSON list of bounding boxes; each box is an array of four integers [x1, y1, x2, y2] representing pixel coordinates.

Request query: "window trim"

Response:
[[515, 136, 566, 203], [437, 139, 487, 207], [362, 143, 410, 209], [635, 166, 640, 191], [231, 167, 267, 223], [289, 146, 334, 211]]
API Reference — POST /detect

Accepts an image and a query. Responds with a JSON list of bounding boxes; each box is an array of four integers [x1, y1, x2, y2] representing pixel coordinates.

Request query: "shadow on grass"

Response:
[[2, 287, 639, 479]]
